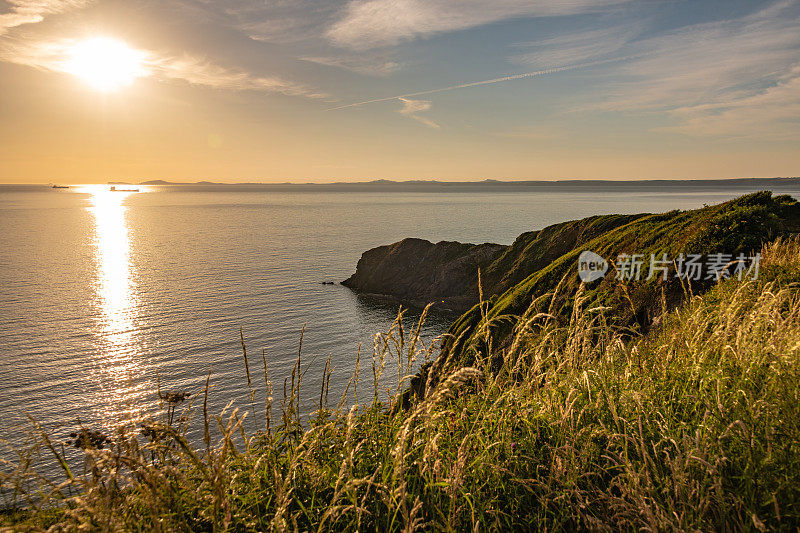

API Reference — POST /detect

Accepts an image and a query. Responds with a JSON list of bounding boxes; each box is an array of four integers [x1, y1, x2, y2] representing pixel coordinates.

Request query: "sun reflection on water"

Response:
[[86, 186, 152, 427]]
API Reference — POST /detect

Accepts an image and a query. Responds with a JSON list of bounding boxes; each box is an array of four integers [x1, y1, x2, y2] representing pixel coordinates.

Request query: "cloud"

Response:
[[660, 66, 800, 138], [506, 1, 800, 139], [0, 0, 330, 99], [397, 97, 439, 128], [300, 54, 402, 76], [0, 0, 91, 34], [511, 23, 643, 68], [328, 54, 634, 110], [604, 7, 800, 110], [0, 36, 329, 98], [327, 0, 800, 139], [596, 1, 800, 138], [327, 0, 629, 49], [152, 54, 329, 98], [197, 0, 344, 44], [192, 0, 408, 76]]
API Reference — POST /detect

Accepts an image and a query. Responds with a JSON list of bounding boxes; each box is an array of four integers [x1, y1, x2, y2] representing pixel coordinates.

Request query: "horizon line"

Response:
[[5, 176, 800, 187]]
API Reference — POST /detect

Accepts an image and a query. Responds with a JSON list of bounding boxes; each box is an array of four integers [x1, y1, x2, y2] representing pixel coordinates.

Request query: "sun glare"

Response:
[[64, 37, 147, 92]]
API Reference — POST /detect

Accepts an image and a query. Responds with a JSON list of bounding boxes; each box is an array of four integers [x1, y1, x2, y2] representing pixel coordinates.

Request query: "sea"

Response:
[[1, 182, 799, 460]]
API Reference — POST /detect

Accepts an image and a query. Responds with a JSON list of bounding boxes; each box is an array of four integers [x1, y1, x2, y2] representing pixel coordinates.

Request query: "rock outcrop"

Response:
[[341, 238, 506, 311], [342, 213, 645, 311]]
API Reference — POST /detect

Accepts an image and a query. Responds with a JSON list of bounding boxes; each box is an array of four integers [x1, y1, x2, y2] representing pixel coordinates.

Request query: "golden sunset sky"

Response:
[[1, 0, 798, 183]]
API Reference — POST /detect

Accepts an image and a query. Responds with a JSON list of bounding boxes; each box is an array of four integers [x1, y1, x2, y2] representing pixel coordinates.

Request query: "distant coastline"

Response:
[[123, 177, 800, 193], [2, 177, 798, 193]]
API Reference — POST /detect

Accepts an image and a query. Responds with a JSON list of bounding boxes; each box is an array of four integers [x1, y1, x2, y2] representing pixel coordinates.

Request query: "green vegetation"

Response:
[[4, 195, 800, 531], [440, 192, 800, 373]]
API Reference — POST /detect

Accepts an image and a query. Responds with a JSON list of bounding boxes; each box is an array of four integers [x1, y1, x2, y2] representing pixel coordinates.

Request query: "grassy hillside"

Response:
[[5, 238, 800, 531], [341, 213, 646, 312], [4, 195, 800, 531], [342, 192, 800, 320], [478, 213, 645, 298], [436, 192, 800, 379]]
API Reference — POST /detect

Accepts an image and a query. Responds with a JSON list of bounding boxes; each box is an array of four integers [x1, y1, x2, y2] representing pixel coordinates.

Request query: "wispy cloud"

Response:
[[202, 0, 343, 44], [327, 54, 636, 110], [0, 0, 91, 34], [300, 54, 402, 76], [397, 97, 438, 128], [510, 23, 643, 68], [327, 0, 630, 49], [193, 0, 408, 76], [661, 66, 800, 138], [603, 5, 800, 109], [0, 0, 330, 98], [153, 54, 329, 97], [590, 1, 800, 138], [0, 36, 329, 98], [501, 1, 800, 139]]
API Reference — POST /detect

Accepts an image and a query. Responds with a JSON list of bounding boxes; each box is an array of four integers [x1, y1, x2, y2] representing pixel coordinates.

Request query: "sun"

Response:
[[64, 37, 147, 92]]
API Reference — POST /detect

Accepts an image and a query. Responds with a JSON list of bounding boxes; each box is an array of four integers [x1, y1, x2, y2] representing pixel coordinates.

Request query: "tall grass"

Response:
[[3, 239, 800, 531]]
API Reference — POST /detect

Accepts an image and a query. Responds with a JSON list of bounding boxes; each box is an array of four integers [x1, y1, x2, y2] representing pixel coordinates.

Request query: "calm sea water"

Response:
[[1, 184, 798, 454]]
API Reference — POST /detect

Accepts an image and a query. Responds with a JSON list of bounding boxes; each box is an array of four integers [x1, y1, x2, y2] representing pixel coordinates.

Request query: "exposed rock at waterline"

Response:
[[342, 238, 506, 311]]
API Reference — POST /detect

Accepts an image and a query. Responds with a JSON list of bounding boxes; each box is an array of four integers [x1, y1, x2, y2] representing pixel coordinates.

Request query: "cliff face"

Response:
[[344, 192, 800, 408], [341, 238, 506, 310], [342, 214, 645, 311]]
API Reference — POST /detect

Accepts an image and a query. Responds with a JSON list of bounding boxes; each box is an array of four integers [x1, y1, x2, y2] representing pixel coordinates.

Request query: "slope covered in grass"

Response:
[[437, 192, 800, 377], [4, 236, 800, 531], [341, 213, 645, 311]]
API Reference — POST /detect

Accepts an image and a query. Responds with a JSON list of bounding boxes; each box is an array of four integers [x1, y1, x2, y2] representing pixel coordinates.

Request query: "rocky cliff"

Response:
[[344, 192, 800, 407], [341, 238, 506, 311], [342, 213, 645, 311]]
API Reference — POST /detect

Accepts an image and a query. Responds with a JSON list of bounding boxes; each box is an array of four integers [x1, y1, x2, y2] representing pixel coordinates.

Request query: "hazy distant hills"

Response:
[[139, 180, 216, 185], [133, 177, 800, 192]]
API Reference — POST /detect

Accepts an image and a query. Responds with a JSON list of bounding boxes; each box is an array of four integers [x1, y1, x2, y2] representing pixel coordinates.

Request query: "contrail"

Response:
[[326, 54, 639, 111]]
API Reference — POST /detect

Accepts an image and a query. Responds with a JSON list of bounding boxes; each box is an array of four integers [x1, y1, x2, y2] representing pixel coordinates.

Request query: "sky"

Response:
[[0, 0, 798, 183]]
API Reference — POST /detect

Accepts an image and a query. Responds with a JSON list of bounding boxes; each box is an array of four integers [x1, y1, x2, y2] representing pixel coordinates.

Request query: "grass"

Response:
[[4, 239, 800, 531], [441, 191, 800, 371]]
